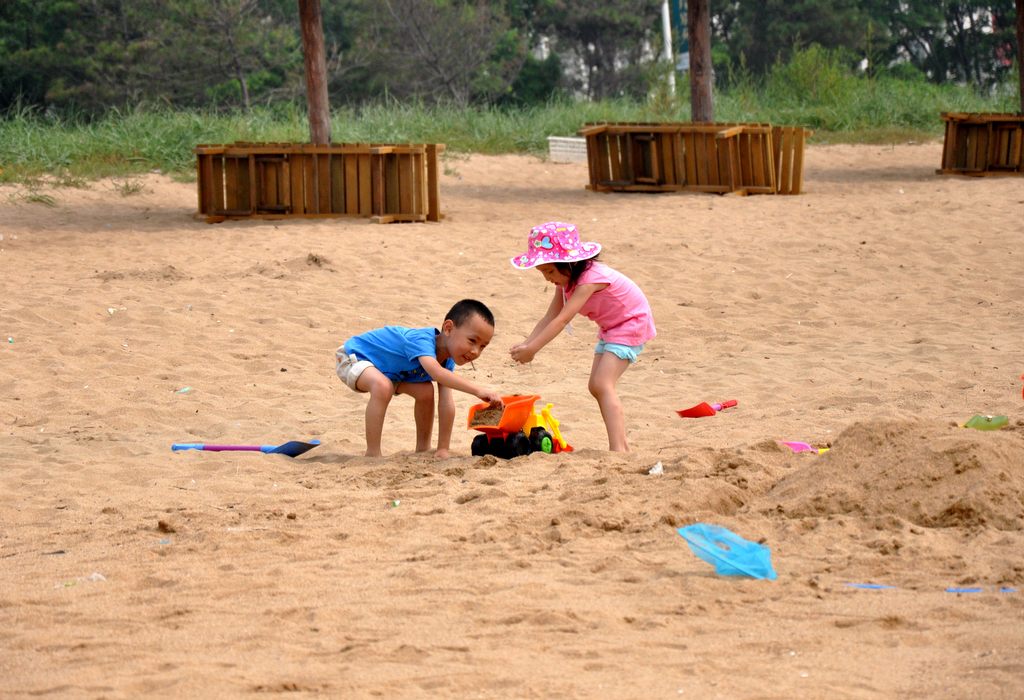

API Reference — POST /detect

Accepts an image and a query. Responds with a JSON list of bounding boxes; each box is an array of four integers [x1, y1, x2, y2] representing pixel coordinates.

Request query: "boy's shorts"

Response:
[[336, 347, 374, 391], [594, 340, 645, 364]]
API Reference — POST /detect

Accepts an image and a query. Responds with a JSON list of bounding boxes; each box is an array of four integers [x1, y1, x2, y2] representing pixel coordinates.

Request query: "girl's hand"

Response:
[[510, 343, 536, 364]]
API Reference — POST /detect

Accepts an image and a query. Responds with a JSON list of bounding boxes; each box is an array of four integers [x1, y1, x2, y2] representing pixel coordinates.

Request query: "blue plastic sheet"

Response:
[[677, 523, 777, 580], [845, 582, 897, 590]]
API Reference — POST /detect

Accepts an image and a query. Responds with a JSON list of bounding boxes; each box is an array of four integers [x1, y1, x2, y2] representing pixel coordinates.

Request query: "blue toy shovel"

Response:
[[172, 439, 320, 457], [677, 523, 777, 580]]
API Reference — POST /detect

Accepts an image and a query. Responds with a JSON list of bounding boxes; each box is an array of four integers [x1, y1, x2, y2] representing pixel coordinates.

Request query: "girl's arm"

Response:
[[511, 283, 604, 363], [522, 287, 564, 344]]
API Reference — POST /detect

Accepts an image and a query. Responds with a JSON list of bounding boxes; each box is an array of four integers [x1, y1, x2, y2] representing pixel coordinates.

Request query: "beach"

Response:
[[1, 142, 1023, 697]]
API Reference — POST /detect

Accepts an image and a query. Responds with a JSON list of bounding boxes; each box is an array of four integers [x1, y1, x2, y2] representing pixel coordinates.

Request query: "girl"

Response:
[[510, 221, 655, 452]]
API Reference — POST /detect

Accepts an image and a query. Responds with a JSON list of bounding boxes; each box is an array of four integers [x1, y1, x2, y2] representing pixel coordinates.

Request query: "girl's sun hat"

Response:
[[510, 221, 602, 270]]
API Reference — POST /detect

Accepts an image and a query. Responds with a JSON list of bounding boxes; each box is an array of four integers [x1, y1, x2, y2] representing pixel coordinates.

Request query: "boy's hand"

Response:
[[510, 343, 536, 364], [478, 389, 503, 408]]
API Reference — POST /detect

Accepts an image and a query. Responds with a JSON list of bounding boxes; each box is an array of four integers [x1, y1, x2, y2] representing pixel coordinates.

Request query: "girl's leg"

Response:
[[588, 352, 631, 452], [397, 381, 435, 452], [355, 368, 396, 457]]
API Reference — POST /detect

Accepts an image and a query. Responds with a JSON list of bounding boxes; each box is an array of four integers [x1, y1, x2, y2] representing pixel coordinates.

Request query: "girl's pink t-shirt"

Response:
[[565, 262, 656, 345]]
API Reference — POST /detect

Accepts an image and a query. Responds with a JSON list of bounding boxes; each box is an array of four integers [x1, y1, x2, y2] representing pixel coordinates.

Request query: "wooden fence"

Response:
[[579, 122, 811, 195], [938, 113, 1024, 176], [194, 142, 444, 223]]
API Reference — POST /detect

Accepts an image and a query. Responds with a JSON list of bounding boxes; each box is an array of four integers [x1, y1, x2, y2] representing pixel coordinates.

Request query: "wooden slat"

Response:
[[689, 133, 704, 185], [384, 154, 399, 214], [344, 153, 359, 215], [263, 159, 280, 210], [621, 133, 635, 181], [398, 154, 413, 216], [290, 154, 305, 215], [681, 183, 732, 193], [604, 184, 682, 192], [371, 153, 385, 217], [211, 155, 226, 212], [409, 151, 421, 219], [196, 154, 209, 214], [358, 152, 372, 216], [660, 133, 676, 185], [953, 124, 969, 170], [779, 128, 795, 194], [682, 132, 697, 186], [648, 136, 661, 183], [330, 155, 344, 213], [738, 133, 752, 187], [317, 154, 332, 213], [719, 133, 734, 186], [715, 125, 745, 139], [607, 135, 623, 183], [243, 155, 255, 214], [233, 156, 250, 213], [280, 158, 291, 213], [941, 121, 956, 170], [1011, 127, 1024, 172], [223, 157, 239, 211], [789, 128, 805, 194], [426, 144, 442, 222], [703, 134, 720, 186], [966, 128, 980, 170], [584, 135, 599, 188], [750, 133, 766, 188], [596, 135, 611, 184], [302, 154, 316, 212]]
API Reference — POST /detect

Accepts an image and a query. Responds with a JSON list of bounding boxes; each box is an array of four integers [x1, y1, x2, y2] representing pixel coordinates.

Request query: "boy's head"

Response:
[[440, 299, 495, 366]]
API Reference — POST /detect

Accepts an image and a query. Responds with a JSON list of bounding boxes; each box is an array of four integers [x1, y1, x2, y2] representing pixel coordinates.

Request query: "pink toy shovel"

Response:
[[677, 399, 738, 418], [779, 441, 829, 454]]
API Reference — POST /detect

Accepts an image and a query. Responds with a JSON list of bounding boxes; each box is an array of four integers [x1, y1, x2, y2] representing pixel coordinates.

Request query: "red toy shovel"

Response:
[[677, 400, 738, 418]]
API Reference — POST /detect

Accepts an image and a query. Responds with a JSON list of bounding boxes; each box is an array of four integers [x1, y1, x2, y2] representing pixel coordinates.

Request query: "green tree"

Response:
[[712, 0, 872, 77], [0, 0, 81, 110], [158, 0, 301, 109], [537, 1, 663, 100], [1, 0, 302, 113], [858, 1, 1017, 85], [363, 0, 525, 105]]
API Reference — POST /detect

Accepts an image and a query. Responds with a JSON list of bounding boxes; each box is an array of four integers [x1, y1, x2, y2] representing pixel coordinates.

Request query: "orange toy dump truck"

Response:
[[467, 394, 573, 459]]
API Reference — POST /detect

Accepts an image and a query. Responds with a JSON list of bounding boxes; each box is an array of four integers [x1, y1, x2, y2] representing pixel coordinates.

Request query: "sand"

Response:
[[1, 143, 1023, 698]]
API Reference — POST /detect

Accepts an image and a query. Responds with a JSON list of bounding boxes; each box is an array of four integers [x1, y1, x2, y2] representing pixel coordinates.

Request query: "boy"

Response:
[[336, 299, 503, 457]]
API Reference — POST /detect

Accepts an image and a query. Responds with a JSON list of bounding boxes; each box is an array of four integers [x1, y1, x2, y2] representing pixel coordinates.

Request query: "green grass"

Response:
[[1, 48, 1019, 184]]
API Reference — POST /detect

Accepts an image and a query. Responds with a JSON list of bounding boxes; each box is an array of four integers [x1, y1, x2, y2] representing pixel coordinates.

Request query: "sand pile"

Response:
[[760, 419, 1024, 531]]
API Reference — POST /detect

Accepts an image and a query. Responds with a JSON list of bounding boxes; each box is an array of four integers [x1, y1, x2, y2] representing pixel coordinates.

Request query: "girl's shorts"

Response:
[[594, 340, 645, 363]]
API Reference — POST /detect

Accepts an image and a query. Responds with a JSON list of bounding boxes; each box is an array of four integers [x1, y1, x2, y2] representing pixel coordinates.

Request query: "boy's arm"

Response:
[[416, 356, 502, 406], [435, 384, 455, 457], [511, 283, 603, 363]]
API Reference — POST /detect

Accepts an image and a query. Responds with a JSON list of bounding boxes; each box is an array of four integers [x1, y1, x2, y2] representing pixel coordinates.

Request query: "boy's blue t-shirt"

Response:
[[344, 326, 453, 383]]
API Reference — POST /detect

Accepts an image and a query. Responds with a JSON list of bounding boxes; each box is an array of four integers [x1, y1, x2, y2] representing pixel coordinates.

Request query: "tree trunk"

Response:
[[298, 0, 331, 144], [687, 0, 713, 122], [1017, 0, 1023, 114]]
